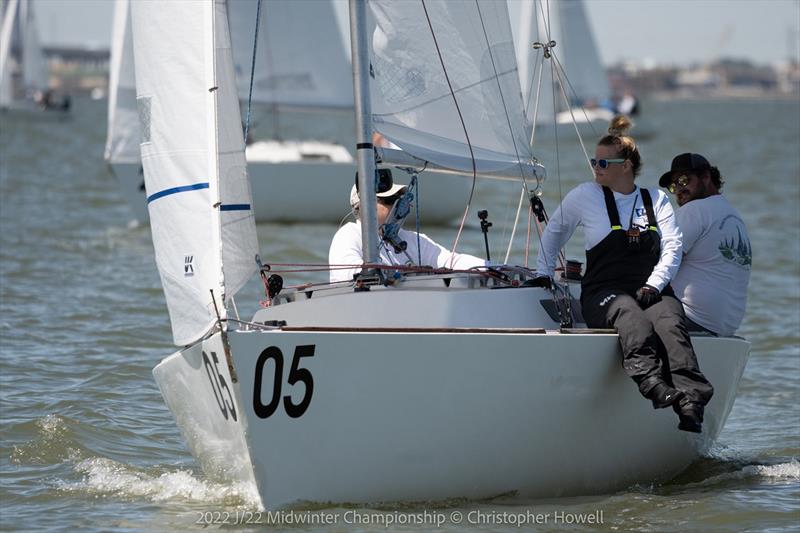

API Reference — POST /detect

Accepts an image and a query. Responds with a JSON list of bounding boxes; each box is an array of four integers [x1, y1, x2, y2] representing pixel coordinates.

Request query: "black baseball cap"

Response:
[[659, 153, 712, 187]]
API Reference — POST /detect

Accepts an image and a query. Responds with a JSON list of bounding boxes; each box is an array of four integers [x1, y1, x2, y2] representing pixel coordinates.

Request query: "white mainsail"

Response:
[[368, 0, 533, 179], [0, 0, 19, 107], [104, 0, 139, 165], [226, 0, 353, 110], [130, 0, 258, 346]]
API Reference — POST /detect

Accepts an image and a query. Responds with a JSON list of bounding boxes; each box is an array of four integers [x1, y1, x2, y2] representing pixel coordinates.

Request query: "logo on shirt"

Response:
[[718, 216, 751, 269]]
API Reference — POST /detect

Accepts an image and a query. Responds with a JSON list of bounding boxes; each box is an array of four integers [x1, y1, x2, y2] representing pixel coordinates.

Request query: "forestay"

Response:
[[130, 0, 258, 346], [104, 0, 139, 165], [367, 0, 534, 179], [226, 0, 353, 110]]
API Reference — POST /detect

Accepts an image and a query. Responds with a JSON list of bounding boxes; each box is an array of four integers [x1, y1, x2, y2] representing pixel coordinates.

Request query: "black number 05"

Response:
[[253, 345, 315, 419]]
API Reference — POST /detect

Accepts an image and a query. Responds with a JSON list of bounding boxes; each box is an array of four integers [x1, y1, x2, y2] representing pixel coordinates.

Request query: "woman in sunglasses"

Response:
[[535, 116, 712, 433], [329, 170, 485, 283]]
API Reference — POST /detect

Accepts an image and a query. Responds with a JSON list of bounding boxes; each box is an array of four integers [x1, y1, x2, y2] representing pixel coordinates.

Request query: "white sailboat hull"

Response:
[[153, 285, 749, 509], [111, 159, 472, 225]]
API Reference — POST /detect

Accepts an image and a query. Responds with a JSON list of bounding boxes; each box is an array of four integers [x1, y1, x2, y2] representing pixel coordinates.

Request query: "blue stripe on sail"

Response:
[[146, 182, 210, 204], [220, 204, 251, 211]]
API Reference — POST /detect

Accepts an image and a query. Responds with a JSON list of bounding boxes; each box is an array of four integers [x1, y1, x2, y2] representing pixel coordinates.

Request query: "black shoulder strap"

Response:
[[601, 186, 622, 229], [639, 188, 658, 230]]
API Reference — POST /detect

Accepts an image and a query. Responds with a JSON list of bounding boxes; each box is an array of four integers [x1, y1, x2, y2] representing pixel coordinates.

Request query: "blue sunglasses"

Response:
[[590, 158, 626, 169]]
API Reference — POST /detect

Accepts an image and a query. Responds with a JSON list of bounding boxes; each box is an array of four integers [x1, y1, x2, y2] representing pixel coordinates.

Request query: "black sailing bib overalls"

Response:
[[581, 186, 661, 303], [578, 185, 713, 406]]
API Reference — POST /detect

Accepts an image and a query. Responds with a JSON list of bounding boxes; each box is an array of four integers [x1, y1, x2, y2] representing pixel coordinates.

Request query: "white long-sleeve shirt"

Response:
[[536, 182, 683, 292], [328, 221, 486, 283]]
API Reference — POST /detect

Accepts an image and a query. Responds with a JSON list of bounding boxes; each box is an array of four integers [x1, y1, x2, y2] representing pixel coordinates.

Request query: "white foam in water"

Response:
[[63, 457, 261, 508], [696, 459, 800, 487]]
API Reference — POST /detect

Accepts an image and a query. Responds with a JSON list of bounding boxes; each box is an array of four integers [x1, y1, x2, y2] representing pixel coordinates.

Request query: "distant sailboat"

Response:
[[514, 0, 615, 136], [0, 0, 69, 113], [106, 0, 470, 224]]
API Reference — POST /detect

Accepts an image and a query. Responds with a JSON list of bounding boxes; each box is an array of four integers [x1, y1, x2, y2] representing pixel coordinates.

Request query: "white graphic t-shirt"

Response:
[[671, 195, 752, 336]]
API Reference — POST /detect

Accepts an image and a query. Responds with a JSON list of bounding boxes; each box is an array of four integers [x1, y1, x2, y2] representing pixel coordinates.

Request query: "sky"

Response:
[[32, 0, 800, 67]]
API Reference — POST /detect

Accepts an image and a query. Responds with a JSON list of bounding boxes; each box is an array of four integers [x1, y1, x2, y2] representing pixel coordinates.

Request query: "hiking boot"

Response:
[[674, 399, 704, 433], [645, 381, 685, 409]]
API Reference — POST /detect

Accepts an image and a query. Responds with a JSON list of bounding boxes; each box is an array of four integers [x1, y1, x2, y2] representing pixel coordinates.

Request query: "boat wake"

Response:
[[60, 457, 262, 508], [10, 415, 261, 508], [685, 458, 800, 488]]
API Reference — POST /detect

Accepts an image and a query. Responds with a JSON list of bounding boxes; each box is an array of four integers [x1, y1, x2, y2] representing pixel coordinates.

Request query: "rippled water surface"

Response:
[[1, 96, 798, 532]]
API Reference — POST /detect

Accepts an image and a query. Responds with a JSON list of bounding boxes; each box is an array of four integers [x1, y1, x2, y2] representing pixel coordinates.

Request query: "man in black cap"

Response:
[[659, 153, 752, 337]]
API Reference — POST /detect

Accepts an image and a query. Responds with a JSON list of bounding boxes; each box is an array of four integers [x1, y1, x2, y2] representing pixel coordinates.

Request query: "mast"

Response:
[[348, 0, 378, 264]]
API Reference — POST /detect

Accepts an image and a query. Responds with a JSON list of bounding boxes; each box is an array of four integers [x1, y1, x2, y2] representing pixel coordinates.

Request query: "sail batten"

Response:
[[130, 0, 258, 346]]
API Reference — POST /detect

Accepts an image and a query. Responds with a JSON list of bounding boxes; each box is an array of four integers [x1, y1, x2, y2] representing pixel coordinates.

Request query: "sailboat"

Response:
[[0, 0, 68, 113], [133, 0, 749, 509], [107, 0, 470, 224], [514, 0, 617, 137]]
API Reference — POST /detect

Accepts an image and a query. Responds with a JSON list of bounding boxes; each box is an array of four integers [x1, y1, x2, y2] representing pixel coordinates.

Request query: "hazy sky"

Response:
[[33, 0, 800, 66]]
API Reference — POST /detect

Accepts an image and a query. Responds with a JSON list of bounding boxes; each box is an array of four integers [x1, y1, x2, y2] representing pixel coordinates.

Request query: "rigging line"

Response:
[[420, 0, 476, 267], [243, 0, 263, 147], [546, 50, 567, 271], [504, 186, 527, 264], [551, 51, 602, 140], [551, 53, 594, 172], [259, 1, 281, 140]]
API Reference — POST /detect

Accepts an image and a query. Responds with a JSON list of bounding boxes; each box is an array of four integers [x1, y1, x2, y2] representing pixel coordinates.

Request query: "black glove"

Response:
[[636, 285, 661, 308]]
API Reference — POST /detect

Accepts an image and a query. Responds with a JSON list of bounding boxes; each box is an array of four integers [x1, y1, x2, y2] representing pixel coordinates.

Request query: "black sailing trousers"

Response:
[[582, 287, 714, 405]]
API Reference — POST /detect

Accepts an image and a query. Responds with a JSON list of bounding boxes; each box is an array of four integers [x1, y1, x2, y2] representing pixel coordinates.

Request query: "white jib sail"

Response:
[[105, 0, 139, 165], [0, 0, 19, 107], [367, 0, 534, 179], [19, 0, 46, 91], [227, 0, 353, 110], [130, 0, 258, 346]]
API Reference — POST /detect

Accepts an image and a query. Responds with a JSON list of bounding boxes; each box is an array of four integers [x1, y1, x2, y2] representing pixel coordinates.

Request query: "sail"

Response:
[[0, 0, 18, 107], [226, 0, 353, 110], [367, 0, 534, 179], [512, 0, 555, 126], [19, 0, 46, 91], [105, 0, 140, 164], [553, 0, 610, 108], [130, 0, 258, 346]]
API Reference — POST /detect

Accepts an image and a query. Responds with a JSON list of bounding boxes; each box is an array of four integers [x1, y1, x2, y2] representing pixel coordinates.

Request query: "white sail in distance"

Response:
[[367, 0, 534, 180], [0, 0, 19, 107], [105, 0, 139, 164], [130, 0, 258, 346], [227, 0, 353, 110], [19, 0, 46, 91], [555, 0, 610, 108]]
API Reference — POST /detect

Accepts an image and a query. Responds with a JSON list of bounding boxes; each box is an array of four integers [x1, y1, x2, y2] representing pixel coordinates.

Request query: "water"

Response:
[[1, 96, 798, 532]]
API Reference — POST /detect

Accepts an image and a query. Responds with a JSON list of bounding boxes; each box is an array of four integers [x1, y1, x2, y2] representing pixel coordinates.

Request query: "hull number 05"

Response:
[[253, 345, 315, 419]]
